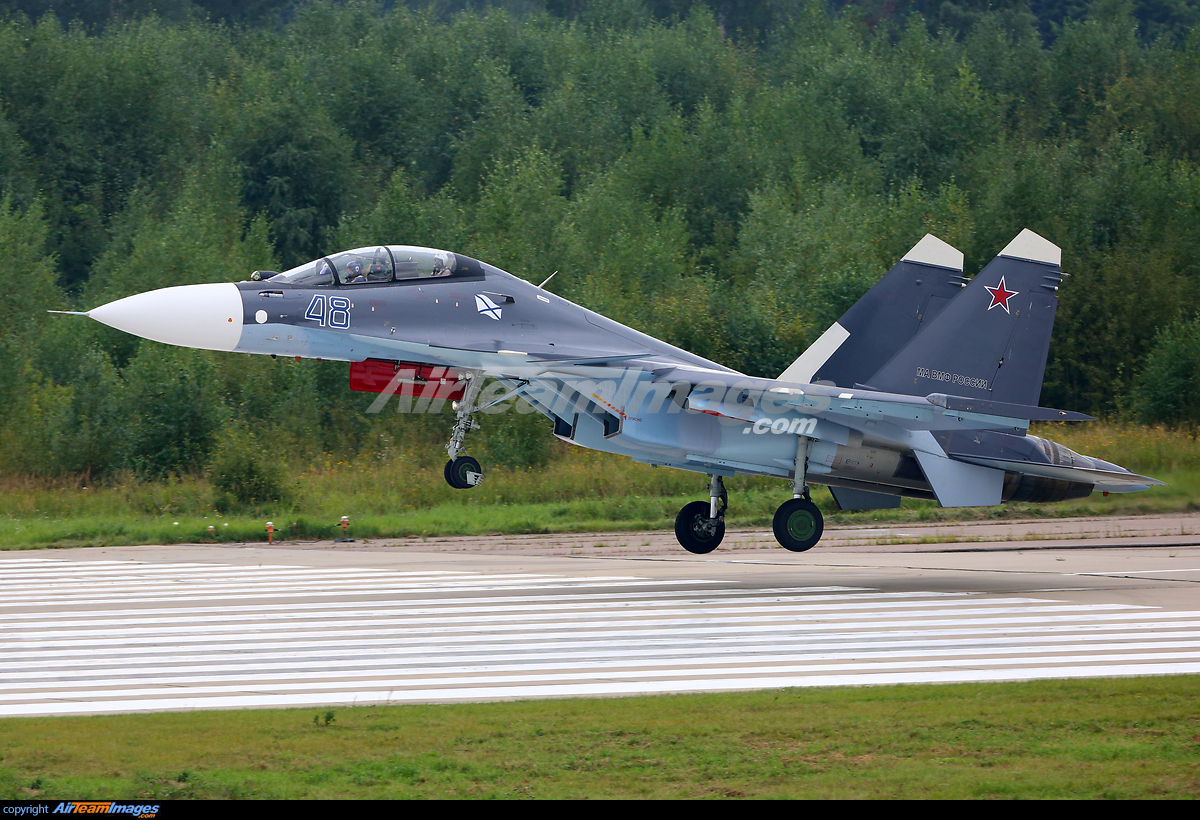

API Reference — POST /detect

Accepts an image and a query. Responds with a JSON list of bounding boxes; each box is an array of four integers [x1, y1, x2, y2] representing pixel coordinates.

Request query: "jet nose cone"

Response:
[[87, 283, 243, 352]]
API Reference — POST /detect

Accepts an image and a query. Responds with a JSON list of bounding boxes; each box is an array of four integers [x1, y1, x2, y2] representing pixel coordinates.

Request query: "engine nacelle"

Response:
[[1001, 471, 1093, 503], [821, 436, 1094, 504], [1000, 435, 1096, 502]]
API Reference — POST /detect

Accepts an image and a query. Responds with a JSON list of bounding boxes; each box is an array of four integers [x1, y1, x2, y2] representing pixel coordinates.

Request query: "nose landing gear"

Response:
[[444, 372, 484, 490]]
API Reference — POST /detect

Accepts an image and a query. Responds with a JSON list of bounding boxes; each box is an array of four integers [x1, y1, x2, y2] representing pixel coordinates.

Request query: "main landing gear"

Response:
[[672, 436, 825, 554], [672, 485, 824, 554], [772, 492, 823, 552], [674, 475, 728, 554]]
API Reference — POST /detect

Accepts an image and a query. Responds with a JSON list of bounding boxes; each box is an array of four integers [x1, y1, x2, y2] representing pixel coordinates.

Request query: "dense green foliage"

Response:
[[1132, 315, 1200, 423], [2, 0, 1199, 483]]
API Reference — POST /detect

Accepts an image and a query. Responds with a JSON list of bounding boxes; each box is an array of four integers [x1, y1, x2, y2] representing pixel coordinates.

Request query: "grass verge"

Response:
[[2, 676, 1197, 799]]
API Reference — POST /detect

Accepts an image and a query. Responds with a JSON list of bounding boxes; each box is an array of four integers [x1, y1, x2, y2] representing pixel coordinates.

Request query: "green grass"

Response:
[[2, 676, 1196, 799], [1, 475, 1194, 550], [1, 422, 1197, 550]]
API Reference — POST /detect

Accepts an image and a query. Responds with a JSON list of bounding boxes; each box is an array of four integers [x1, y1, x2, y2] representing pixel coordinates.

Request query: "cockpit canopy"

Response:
[[267, 246, 460, 286]]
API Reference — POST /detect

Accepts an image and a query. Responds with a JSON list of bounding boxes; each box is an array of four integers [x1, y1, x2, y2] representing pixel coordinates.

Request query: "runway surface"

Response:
[[3, 514, 1200, 717]]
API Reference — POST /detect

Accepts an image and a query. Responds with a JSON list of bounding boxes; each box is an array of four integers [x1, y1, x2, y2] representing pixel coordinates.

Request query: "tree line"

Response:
[[2, 0, 1199, 482]]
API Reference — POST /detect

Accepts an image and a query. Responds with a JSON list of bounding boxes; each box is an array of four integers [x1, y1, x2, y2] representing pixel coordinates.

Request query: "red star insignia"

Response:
[[985, 276, 1018, 313]]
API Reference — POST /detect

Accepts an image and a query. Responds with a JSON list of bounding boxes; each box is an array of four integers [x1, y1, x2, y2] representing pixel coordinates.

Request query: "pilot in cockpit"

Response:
[[344, 259, 366, 283]]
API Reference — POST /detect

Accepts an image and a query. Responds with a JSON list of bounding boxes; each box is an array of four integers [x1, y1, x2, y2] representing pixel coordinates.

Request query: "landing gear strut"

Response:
[[674, 474, 727, 554], [444, 372, 484, 489], [772, 435, 823, 551]]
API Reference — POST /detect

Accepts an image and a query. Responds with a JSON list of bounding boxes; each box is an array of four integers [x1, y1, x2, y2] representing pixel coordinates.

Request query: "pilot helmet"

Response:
[[347, 260, 363, 276]]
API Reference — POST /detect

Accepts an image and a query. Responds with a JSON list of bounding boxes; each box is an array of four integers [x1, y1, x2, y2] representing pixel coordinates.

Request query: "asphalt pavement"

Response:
[[2, 513, 1197, 717]]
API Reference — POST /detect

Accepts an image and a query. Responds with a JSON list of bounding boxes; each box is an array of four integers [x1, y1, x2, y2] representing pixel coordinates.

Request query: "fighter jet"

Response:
[[73, 230, 1163, 553]]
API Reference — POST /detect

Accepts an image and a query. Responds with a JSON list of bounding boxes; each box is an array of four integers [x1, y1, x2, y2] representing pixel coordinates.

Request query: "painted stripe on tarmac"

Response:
[[4, 557, 1200, 716]]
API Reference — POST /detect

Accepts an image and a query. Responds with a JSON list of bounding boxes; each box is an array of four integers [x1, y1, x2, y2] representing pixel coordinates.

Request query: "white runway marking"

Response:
[[3, 557, 1199, 716]]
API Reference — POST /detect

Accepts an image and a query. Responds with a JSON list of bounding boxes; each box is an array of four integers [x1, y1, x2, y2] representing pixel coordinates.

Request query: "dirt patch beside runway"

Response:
[[212, 513, 1200, 558]]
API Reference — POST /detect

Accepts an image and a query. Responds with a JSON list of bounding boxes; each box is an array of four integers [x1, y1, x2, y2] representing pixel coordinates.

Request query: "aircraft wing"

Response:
[[534, 360, 1141, 507], [645, 364, 1084, 433]]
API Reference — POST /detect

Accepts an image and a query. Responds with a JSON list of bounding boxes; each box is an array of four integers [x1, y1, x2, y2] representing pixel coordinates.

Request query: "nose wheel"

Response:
[[445, 455, 483, 489]]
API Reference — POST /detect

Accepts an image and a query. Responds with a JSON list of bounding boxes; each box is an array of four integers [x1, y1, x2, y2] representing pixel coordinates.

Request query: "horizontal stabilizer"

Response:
[[926, 393, 1094, 422], [948, 454, 1167, 491]]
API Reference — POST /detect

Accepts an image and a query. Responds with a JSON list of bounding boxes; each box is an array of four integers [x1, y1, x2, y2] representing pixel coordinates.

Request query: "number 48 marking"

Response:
[[305, 295, 351, 328]]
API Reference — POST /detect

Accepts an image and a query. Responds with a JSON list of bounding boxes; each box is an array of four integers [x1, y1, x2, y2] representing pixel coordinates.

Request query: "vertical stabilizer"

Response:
[[865, 229, 1062, 406], [778, 235, 965, 387]]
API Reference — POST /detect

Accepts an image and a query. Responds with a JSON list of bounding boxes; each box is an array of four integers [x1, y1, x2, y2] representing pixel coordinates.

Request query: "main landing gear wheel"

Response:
[[674, 500, 725, 554], [444, 455, 483, 489], [773, 496, 823, 552]]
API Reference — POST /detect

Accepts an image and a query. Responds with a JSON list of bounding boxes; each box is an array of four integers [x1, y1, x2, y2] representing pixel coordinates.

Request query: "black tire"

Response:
[[674, 500, 725, 554], [772, 497, 823, 552], [444, 455, 482, 489]]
